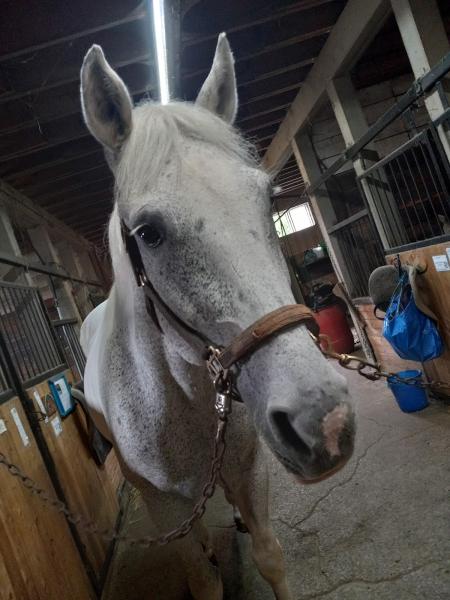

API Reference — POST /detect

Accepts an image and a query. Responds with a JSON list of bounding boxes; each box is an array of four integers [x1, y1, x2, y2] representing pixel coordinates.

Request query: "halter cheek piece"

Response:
[[121, 220, 319, 401]]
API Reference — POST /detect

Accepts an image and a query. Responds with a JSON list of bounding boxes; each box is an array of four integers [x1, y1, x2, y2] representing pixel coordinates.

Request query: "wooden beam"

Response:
[[54, 196, 113, 221], [38, 177, 113, 205], [182, 0, 336, 46], [65, 210, 111, 228], [262, 0, 391, 174], [275, 166, 302, 180], [0, 86, 151, 138], [238, 104, 291, 124], [22, 164, 107, 195], [0, 53, 152, 105], [0, 179, 92, 250], [392, 0, 450, 161], [238, 59, 314, 89], [276, 176, 304, 188], [6, 149, 104, 185], [183, 29, 330, 80], [244, 117, 284, 134], [239, 84, 303, 108], [0, 0, 146, 62]]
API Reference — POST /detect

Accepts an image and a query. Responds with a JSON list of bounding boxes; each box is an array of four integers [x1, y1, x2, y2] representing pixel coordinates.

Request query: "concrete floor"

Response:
[[103, 366, 450, 600]]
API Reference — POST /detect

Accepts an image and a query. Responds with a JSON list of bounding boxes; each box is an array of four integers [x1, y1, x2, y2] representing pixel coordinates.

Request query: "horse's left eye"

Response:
[[138, 224, 164, 248]]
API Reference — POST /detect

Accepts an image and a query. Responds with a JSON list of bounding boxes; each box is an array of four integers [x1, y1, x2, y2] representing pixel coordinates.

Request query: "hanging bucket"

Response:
[[387, 370, 429, 413]]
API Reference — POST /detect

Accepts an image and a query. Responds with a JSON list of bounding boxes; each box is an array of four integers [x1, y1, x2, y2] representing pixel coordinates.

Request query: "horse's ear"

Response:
[[80, 45, 133, 151], [196, 33, 238, 124]]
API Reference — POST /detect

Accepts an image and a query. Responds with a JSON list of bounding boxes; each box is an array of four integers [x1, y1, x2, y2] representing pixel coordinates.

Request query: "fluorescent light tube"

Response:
[[151, 0, 170, 104]]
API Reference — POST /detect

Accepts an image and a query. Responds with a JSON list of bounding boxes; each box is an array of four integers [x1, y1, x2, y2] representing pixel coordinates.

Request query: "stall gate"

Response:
[[0, 281, 122, 600]]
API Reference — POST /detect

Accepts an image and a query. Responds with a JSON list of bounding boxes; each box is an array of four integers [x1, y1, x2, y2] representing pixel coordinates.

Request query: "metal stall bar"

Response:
[[0, 282, 66, 386], [307, 50, 450, 196], [52, 318, 86, 380], [0, 251, 103, 288]]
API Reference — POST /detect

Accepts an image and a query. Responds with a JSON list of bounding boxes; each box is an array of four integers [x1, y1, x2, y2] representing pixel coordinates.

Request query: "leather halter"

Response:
[[121, 220, 319, 374]]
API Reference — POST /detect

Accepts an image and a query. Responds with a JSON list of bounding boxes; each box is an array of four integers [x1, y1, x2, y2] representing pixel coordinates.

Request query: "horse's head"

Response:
[[80, 34, 355, 483]]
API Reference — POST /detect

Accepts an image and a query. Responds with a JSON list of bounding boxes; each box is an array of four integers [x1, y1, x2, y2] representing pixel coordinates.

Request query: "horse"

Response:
[[79, 33, 355, 600]]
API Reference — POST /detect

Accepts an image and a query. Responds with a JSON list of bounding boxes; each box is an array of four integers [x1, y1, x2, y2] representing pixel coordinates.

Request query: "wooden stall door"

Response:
[[30, 371, 123, 580], [0, 397, 95, 600]]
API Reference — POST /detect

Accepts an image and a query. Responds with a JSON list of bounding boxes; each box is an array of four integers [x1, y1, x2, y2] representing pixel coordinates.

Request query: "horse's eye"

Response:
[[137, 224, 163, 248]]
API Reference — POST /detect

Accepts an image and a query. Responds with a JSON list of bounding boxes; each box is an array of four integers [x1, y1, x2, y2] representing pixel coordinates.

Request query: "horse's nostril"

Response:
[[270, 410, 312, 458]]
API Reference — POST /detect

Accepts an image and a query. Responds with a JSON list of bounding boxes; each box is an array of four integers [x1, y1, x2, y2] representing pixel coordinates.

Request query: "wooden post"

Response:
[[391, 0, 450, 161], [327, 75, 408, 249], [291, 133, 352, 291], [27, 225, 83, 323], [262, 0, 391, 173], [0, 206, 33, 285]]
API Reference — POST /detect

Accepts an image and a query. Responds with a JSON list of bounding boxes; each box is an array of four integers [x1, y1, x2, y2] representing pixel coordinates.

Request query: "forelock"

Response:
[[114, 101, 258, 204]]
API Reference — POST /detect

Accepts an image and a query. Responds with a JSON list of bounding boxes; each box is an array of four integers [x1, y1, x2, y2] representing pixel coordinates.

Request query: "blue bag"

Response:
[[383, 273, 443, 362]]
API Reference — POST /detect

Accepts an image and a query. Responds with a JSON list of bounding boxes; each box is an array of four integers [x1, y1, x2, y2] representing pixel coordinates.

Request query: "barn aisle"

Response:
[[102, 367, 450, 600]]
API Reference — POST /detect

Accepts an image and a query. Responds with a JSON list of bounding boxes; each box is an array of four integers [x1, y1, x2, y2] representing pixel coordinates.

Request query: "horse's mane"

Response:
[[108, 101, 258, 283]]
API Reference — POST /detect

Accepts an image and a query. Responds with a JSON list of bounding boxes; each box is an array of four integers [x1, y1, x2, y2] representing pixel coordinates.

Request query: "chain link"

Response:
[[310, 332, 450, 391]]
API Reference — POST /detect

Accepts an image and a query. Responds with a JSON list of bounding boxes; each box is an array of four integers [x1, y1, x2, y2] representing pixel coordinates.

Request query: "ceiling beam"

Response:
[[0, 86, 151, 138], [55, 195, 113, 220], [0, 0, 146, 63], [244, 117, 284, 134], [41, 187, 112, 209], [276, 165, 299, 181], [238, 59, 314, 89], [276, 172, 303, 185], [5, 149, 104, 184], [0, 53, 152, 105], [64, 210, 112, 228], [22, 164, 108, 195], [38, 181, 113, 209], [240, 84, 303, 108], [183, 28, 330, 80], [238, 103, 291, 125], [72, 220, 109, 235], [262, 0, 392, 174], [0, 179, 92, 250], [182, 0, 336, 46]]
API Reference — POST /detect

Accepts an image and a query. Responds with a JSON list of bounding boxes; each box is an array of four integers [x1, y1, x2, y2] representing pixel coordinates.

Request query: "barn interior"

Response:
[[1, 1, 450, 599]]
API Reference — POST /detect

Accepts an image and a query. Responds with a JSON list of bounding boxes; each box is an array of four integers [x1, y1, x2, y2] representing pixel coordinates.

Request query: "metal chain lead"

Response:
[[0, 349, 233, 548], [2, 337, 448, 546], [310, 332, 450, 391]]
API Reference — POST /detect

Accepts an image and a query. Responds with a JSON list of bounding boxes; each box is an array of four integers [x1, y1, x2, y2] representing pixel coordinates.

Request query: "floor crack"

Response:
[[298, 559, 444, 599], [286, 432, 386, 531]]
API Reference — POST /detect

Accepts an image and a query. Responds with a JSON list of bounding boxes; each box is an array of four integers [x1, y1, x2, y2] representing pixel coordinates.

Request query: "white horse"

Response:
[[80, 34, 355, 600]]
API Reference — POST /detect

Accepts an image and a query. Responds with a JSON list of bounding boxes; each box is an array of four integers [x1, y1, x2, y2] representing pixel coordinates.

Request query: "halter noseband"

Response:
[[121, 220, 319, 396]]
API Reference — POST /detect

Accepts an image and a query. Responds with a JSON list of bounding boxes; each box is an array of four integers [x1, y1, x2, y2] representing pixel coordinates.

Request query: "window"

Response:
[[273, 202, 315, 237]]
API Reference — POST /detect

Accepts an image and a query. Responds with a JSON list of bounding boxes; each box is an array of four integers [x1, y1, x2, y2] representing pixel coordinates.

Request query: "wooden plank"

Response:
[[0, 397, 95, 600], [262, 0, 391, 174], [0, 180, 92, 251], [29, 370, 122, 579]]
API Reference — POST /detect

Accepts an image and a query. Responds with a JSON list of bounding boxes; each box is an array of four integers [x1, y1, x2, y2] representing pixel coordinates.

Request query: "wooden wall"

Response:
[[30, 370, 122, 578], [0, 369, 123, 599], [280, 224, 323, 258], [0, 396, 95, 600]]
